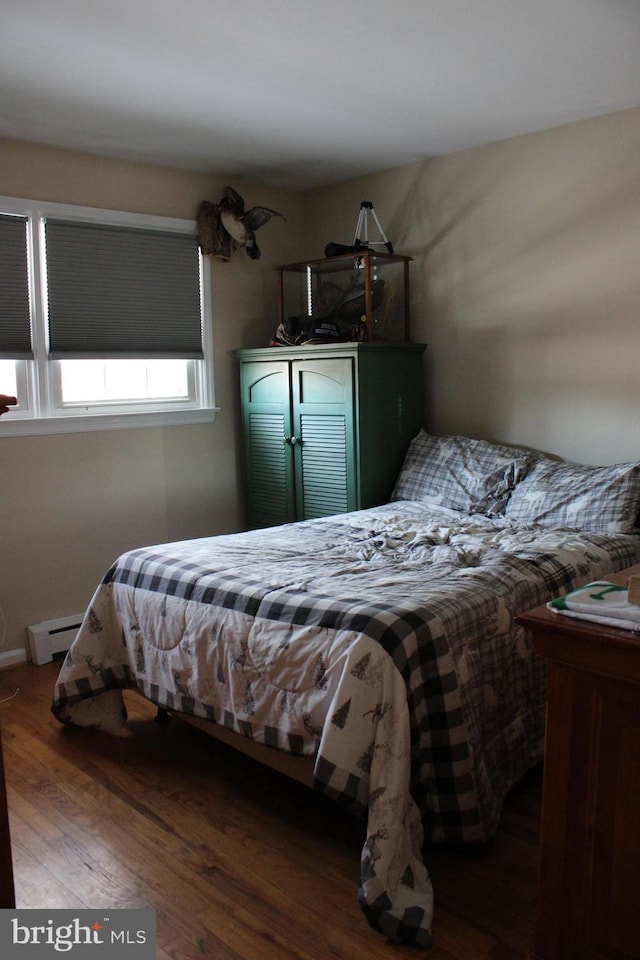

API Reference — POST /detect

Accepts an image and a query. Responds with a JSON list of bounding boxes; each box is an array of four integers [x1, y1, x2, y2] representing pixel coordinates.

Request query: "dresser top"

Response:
[[518, 563, 640, 680]]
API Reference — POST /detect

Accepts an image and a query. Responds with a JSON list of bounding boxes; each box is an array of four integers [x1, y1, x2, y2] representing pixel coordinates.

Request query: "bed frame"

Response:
[[155, 706, 316, 787]]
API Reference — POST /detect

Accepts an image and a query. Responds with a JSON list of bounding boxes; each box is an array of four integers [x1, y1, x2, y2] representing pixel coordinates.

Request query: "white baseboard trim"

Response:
[[0, 648, 28, 670]]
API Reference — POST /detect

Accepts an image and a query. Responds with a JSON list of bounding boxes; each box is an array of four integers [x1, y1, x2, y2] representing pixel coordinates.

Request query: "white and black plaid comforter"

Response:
[[52, 501, 640, 947]]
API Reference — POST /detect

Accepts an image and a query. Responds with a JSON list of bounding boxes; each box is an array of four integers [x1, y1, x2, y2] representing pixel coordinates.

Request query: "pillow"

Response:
[[391, 430, 532, 515], [504, 457, 640, 533]]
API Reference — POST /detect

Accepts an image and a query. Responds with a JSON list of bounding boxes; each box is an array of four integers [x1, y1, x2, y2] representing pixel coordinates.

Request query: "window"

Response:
[[0, 197, 216, 436]]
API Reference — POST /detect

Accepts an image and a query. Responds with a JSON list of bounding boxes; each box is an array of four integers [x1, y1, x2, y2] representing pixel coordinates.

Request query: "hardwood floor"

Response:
[[0, 660, 541, 958]]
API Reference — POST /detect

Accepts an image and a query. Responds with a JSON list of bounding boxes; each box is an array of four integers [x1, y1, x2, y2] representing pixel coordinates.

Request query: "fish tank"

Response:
[[276, 250, 411, 343]]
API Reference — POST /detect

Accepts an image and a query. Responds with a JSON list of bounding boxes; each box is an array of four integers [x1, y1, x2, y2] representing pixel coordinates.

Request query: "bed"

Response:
[[52, 431, 640, 948]]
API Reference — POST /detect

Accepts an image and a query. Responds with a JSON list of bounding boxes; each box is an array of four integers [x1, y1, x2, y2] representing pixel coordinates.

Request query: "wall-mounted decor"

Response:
[[197, 186, 284, 260]]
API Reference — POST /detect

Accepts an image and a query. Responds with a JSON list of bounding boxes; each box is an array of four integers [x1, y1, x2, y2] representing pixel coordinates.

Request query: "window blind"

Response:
[[0, 213, 33, 359], [45, 220, 204, 359]]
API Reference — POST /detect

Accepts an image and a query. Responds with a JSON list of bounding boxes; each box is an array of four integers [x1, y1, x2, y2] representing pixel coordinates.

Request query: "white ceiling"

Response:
[[1, 0, 639, 191]]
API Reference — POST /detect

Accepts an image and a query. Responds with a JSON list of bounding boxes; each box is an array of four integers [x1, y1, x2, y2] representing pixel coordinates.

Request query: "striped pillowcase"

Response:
[[504, 458, 640, 533], [391, 430, 532, 515]]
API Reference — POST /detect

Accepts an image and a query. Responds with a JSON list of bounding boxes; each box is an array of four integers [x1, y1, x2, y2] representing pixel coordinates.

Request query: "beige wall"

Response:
[[303, 106, 640, 466], [3, 106, 640, 657], [0, 139, 304, 654]]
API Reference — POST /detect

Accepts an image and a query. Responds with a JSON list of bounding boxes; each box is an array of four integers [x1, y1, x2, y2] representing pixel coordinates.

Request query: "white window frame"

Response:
[[0, 196, 218, 437]]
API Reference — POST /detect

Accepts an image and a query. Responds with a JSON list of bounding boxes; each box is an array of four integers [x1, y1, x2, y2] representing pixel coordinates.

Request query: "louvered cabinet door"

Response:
[[240, 360, 296, 528], [291, 357, 356, 519], [236, 342, 426, 529]]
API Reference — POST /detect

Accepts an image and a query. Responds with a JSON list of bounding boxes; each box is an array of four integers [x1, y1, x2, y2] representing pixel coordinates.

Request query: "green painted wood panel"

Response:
[[236, 343, 426, 528], [292, 357, 356, 519], [240, 360, 295, 528], [354, 347, 426, 507]]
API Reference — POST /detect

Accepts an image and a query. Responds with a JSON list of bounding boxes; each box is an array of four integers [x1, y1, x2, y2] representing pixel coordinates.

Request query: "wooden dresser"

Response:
[[518, 564, 640, 960]]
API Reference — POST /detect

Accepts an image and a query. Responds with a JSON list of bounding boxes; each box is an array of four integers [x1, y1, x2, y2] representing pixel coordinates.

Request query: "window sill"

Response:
[[0, 406, 220, 437]]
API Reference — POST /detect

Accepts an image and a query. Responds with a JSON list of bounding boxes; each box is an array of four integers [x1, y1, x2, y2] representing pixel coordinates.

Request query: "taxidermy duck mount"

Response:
[[197, 186, 284, 260]]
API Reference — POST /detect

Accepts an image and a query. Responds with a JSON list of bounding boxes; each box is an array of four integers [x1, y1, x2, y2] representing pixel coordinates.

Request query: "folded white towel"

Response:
[[548, 581, 640, 632]]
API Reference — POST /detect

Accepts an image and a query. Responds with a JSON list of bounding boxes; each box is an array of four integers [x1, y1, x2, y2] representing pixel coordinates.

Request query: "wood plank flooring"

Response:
[[0, 660, 541, 958]]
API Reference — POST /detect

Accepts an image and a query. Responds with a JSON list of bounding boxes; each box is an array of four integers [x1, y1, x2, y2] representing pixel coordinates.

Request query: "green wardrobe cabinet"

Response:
[[235, 342, 426, 529]]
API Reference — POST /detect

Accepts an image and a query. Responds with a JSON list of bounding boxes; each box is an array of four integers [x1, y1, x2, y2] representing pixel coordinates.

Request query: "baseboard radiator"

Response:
[[27, 614, 84, 665]]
